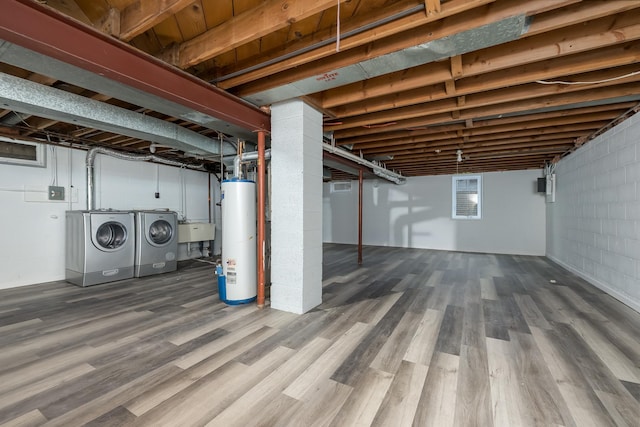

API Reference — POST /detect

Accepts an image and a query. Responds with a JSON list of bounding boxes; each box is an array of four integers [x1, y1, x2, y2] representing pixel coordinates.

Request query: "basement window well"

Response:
[[452, 175, 481, 219], [0, 137, 46, 167]]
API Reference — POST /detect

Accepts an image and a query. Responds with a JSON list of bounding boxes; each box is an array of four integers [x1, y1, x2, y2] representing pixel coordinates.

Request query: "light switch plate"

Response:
[[48, 186, 65, 201]]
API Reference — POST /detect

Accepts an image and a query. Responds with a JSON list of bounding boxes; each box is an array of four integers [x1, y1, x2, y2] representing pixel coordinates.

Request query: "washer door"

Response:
[[94, 221, 128, 251], [147, 219, 173, 247]]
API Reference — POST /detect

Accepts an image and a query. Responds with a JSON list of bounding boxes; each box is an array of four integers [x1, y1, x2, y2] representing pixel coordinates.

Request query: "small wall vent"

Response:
[[331, 181, 352, 193]]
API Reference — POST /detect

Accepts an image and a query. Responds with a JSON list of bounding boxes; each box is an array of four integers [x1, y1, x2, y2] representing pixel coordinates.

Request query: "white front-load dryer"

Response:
[[134, 211, 178, 277], [65, 210, 135, 287]]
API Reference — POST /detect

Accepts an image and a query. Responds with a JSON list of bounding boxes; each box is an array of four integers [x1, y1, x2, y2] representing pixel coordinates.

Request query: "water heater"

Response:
[[219, 178, 257, 304]]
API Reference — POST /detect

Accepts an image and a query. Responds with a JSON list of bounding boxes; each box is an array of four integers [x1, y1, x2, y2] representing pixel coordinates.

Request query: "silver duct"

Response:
[[233, 149, 272, 179], [86, 146, 205, 210], [242, 15, 528, 106], [0, 41, 260, 145]]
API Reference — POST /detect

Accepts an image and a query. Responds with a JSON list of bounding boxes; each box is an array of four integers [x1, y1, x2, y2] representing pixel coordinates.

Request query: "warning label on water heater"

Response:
[[227, 271, 236, 284], [226, 258, 237, 285]]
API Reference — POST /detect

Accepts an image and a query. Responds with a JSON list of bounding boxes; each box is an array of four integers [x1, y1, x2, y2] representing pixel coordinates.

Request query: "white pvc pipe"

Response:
[[322, 143, 405, 185]]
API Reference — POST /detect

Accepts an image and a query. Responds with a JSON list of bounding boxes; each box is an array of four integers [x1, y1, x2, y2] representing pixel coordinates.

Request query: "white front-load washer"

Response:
[[65, 210, 135, 287], [134, 210, 178, 277]]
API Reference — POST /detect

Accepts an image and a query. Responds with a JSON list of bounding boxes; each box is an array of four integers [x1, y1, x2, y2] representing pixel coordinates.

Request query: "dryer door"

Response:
[[93, 221, 128, 251], [147, 219, 173, 247]]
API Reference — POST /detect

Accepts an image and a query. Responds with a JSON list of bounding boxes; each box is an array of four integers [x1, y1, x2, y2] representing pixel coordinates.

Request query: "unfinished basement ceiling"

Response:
[[0, 0, 639, 177]]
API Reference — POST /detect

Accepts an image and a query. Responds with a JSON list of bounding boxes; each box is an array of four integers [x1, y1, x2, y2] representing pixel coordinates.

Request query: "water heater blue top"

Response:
[[222, 178, 255, 183]]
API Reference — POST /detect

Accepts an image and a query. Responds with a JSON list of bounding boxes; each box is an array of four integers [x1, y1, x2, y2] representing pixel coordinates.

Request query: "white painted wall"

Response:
[[546, 112, 640, 312], [271, 100, 323, 314], [324, 169, 546, 255], [0, 145, 218, 289]]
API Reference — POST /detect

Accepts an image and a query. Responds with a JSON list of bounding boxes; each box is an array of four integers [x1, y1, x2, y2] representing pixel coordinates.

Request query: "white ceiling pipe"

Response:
[[322, 143, 405, 185]]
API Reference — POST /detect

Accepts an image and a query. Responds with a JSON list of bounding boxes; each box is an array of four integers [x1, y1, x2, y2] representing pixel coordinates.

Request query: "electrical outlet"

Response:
[[155, 192, 160, 199], [48, 186, 65, 201]]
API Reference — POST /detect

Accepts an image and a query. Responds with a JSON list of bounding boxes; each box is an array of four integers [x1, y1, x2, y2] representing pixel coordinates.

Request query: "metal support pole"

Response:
[[257, 130, 266, 308], [358, 168, 363, 265]]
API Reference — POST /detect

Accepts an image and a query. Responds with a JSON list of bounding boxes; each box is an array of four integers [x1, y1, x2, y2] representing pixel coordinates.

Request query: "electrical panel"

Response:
[[546, 174, 556, 203]]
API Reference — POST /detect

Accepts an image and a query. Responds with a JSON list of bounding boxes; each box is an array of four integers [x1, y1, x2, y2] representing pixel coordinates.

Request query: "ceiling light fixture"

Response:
[[456, 149, 463, 163]]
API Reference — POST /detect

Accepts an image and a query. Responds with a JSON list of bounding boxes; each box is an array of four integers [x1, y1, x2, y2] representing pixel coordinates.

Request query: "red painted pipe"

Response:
[[256, 131, 266, 308], [358, 169, 363, 265]]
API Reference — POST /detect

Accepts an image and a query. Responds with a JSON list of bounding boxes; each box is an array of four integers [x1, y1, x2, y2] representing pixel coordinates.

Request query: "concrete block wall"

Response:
[[547, 111, 640, 312]]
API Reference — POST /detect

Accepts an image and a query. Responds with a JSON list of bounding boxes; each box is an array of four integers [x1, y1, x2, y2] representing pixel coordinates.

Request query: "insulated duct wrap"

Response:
[[243, 15, 529, 105]]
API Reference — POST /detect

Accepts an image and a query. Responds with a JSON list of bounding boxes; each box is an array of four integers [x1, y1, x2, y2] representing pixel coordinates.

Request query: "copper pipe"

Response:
[[256, 130, 266, 308], [358, 168, 363, 265]]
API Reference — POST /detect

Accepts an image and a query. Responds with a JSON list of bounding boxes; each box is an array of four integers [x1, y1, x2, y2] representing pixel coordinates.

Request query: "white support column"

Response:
[[270, 99, 323, 313]]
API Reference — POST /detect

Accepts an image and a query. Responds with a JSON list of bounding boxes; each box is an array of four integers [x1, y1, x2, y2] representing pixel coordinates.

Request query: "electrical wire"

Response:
[[68, 145, 73, 210], [48, 140, 58, 186], [336, 0, 341, 52], [536, 70, 640, 85]]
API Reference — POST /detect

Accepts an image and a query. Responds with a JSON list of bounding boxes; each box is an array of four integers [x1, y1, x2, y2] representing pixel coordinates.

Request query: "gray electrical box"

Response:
[[48, 186, 65, 201]]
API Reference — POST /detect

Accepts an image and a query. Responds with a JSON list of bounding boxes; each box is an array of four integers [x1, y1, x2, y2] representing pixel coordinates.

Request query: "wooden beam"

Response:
[[339, 103, 635, 146], [354, 115, 615, 152], [97, 8, 120, 37], [162, 0, 350, 69], [40, 0, 92, 25], [328, 41, 640, 117], [231, 0, 578, 94], [0, 0, 270, 133], [328, 65, 640, 130], [450, 55, 463, 79], [524, 0, 640, 38], [445, 80, 456, 96], [322, 13, 640, 110], [363, 132, 596, 157], [366, 144, 578, 165], [425, 0, 442, 16], [0, 125, 21, 136], [332, 83, 640, 138], [464, 11, 640, 78], [387, 147, 571, 165], [118, 0, 194, 42], [217, 0, 496, 89], [361, 126, 596, 151]]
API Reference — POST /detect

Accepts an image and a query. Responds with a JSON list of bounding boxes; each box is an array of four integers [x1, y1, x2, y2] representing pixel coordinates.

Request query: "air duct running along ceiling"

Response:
[[0, 0, 269, 144], [242, 15, 529, 106], [0, 72, 235, 157], [0, 41, 259, 145]]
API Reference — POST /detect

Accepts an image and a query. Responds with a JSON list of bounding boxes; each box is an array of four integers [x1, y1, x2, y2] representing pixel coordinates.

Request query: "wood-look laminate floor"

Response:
[[1, 244, 639, 426]]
